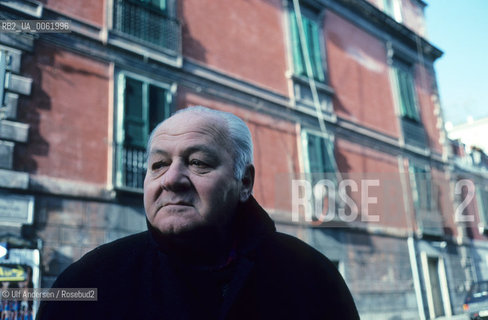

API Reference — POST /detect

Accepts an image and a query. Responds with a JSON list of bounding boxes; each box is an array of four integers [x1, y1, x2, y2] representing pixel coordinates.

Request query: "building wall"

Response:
[[38, 0, 106, 27], [335, 137, 409, 229], [2, 1, 482, 319], [325, 10, 400, 138], [180, 0, 289, 95], [35, 195, 146, 287], [18, 44, 110, 184], [414, 63, 443, 154]]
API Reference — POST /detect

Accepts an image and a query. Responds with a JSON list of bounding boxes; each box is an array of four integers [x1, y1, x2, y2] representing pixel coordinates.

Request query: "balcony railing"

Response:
[[113, 0, 181, 53], [401, 118, 427, 148], [117, 144, 146, 190]]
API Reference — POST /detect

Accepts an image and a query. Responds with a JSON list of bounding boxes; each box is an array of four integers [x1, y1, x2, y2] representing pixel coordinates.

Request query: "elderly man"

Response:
[[37, 106, 359, 319]]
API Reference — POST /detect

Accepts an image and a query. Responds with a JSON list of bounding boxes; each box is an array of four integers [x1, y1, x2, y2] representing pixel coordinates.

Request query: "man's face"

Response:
[[143, 112, 243, 236]]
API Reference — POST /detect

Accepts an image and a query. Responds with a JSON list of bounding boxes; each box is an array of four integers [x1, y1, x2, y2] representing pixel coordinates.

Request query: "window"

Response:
[[112, 0, 180, 52], [289, 4, 325, 82], [421, 255, 451, 318], [409, 163, 444, 235], [303, 131, 336, 175], [383, 0, 403, 22], [302, 130, 337, 190], [476, 184, 488, 226], [409, 164, 433, 211], [392, 59, 419, 122], [115, 72, 173, 190]]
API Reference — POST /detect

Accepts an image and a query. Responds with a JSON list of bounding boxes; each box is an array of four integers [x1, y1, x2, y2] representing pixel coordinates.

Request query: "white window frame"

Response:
[[420, 252, 452, 319], [476, 183, 488, 232], [389, 58, 420, 122], [301, 129, 339, 181], [114, 70, 175, 190]]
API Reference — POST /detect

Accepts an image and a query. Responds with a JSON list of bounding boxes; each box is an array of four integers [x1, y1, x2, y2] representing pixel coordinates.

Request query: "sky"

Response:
[[424, 0, 488, 126]]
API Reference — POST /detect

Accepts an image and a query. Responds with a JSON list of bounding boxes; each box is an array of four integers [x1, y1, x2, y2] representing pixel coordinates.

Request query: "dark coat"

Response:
[[37, 197, 359, 320]]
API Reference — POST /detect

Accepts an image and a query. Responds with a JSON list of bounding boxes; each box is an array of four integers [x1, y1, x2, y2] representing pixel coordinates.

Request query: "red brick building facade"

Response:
[[0, 0, 486, 318]]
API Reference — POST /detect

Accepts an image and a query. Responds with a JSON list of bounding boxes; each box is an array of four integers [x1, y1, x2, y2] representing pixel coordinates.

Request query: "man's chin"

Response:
[[152, 220, 201, 235]]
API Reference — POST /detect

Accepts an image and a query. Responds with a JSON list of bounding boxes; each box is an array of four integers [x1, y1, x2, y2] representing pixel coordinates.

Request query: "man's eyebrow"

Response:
[[184, 145, 220, 157], [148, 149, 169, 157], [148, 145, 220, 157]]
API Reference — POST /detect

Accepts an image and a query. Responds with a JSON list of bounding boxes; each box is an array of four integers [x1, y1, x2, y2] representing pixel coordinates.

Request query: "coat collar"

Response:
[[146, 196, 276, 264]]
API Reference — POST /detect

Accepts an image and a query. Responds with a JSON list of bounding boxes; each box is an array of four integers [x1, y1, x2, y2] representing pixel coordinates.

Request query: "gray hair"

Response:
[[147, 106, 253, 180]]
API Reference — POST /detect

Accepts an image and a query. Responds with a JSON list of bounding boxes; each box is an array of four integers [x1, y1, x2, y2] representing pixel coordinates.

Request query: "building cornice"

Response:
[[325, 0, 442, 61]]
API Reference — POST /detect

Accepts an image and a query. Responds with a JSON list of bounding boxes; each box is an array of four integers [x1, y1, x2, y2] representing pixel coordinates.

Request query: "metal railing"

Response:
[[119, 144, 146, 190], [113, 0, 181, 53]]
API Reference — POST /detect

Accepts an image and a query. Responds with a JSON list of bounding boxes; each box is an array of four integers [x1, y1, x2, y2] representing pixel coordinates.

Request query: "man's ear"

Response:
[[239, 165, 255, 202]]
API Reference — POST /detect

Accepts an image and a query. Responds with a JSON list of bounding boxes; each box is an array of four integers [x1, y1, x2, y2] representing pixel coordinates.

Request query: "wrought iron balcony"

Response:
[[113, 0, 181, 54], [117, 144, 147, 190]]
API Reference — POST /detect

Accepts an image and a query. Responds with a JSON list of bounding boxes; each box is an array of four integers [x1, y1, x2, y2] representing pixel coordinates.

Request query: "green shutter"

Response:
[[124, 78, 170, 148], [408, 164, 420, 209], [394, 63, 420, 122], [290, 10, 305, 76], [303, 17, 313, 78], [148, 84, 167, 132], [306, 133, 336, 173], [310, 20, 325, 82], [476, 187, 488, 223], [405, 72, 419, 121], [290, 8, 325, 82], [118, 73, 171, 189], [307, 134, 322, 173], [396, 67, 408, 117], [321, 139, 335, 173], [124, 77, 146, 148], [409, 164, 432, 210]]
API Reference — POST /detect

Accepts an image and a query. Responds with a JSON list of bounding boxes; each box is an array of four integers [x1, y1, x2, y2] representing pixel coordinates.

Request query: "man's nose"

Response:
[[160, 160, 190, 191]]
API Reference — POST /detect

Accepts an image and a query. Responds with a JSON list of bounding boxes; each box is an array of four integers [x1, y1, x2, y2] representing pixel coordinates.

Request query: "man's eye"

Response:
[[151, 161, 166, 170], [190, 159, 208, 168]]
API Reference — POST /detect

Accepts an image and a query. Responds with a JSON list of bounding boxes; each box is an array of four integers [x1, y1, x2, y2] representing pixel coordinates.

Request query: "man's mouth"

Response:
[[163, 201, 192, 207]]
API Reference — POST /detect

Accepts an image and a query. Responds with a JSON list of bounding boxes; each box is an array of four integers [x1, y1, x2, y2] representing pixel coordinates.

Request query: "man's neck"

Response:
[[147, 220, 236, 268]]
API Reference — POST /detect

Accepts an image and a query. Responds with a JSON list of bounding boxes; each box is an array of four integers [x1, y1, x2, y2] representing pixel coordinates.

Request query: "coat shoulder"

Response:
[[52, 231, 149, 288]]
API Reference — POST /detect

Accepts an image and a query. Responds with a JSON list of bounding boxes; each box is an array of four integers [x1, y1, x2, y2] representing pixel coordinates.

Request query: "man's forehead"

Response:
[[150, 112, 231, 150], [161, 112, 223, 133]]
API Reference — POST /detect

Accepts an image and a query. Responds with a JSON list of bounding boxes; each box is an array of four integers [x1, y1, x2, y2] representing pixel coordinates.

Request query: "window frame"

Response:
[[408, 163, 434, 211], [301, 129, 338, 179], [391, 58, 420, 123], [420, 253, 452, 318], [300, 129, 341, 223], [288, 2, 326, 82], [408, 162, 445, 236], [114, 70, 174, 191], [476, 183, 488, 228]]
